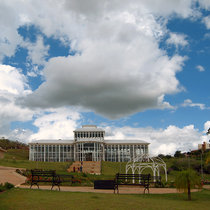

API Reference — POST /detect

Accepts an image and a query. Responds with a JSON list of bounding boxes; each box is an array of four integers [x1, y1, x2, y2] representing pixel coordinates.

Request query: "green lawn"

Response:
[[0, 188, 210, 210], [0, 150, 209, 185], [4, 149, 29, 160], [0, 149, 72, 172], [0, 158, 72, 172]]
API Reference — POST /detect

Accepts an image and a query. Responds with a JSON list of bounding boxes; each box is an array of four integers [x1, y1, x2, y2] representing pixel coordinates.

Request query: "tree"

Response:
[[206, 151, 210, 164], [175, 169, 201, 200], [174, 150, 184, 158], [206, 128, 210, 164], [206, 128, 210, 135]]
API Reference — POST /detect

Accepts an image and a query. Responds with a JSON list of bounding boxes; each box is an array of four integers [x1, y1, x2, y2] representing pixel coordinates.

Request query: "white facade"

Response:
[[198, 141, 210, 150], [29, 125, 149, 162]]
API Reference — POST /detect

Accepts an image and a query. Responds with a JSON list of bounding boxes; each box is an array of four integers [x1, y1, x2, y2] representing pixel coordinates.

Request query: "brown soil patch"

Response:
[[0, 166, 26, 186]]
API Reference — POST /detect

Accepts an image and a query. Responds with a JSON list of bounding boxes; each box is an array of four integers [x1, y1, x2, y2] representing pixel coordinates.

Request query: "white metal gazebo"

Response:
[[126, 154, 167, 182]]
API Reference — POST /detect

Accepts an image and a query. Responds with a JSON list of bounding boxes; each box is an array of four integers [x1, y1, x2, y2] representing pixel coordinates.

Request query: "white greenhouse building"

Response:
[[29, 125, 149, 162]]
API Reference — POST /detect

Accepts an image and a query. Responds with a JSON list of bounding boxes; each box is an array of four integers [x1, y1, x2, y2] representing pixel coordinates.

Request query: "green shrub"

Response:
[[4, 182, 14, 190], [82, 173, 88, 177], [170, 158, 201, 172], [0, 182, 14, 192], [0, 183, 4, 192], [203, 163, 210, 174]]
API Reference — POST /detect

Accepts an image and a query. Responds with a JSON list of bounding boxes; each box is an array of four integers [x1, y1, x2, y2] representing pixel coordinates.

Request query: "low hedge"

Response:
[[0, 182, 14, 192]]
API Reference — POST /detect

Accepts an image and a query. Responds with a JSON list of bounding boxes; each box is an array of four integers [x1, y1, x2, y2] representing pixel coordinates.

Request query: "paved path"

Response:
[[0, 165, 207, 194], [19, 185, 201, 194], [0, 166, 26, 186]]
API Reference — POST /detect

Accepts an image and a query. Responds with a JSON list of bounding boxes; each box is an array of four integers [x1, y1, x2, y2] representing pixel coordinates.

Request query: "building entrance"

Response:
[[85, 153, 92, 161]]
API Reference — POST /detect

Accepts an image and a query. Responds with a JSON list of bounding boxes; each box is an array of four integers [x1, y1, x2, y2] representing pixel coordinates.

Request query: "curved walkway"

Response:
[[0, 166, 26, 186], [19, 185, 201, 194], [0, 165, 208, 194]]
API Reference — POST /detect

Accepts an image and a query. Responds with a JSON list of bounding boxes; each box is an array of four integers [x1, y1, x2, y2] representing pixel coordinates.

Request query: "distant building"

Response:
[[29, 125, 149, 162], [198, 141, 210, 151]]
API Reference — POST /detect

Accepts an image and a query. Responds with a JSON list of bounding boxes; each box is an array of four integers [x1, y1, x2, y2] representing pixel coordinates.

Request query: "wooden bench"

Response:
[[115, 173, 152, 194], [29, 170, 73, 191]]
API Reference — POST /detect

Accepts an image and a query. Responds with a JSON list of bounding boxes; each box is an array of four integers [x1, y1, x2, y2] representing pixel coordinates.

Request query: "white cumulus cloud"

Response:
[[182, 99, 209, 110], [196, 65, 205, 72], [0, 64, 33, 137], [202, 15, 210, 29], [19, 1, 188, 119], [166, 32, 188, 49], [29, 108, 81, 140], [104, 124, 204, 156]]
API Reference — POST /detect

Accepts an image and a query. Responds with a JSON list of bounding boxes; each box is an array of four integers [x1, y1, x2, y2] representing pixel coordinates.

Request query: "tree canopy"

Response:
[[0, 138, 28, 150]]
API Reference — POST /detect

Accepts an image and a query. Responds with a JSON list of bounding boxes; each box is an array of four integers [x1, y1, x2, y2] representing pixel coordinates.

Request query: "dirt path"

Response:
[[0, 165, 207, 194], [0, 166, 26, 186], [20, 185, 201, 194]]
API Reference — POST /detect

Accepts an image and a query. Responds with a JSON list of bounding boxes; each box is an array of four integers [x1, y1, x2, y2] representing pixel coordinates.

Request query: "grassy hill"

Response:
[[0, 138, 28, 150], [4, 149, 29, 160], [0, 144, 210, 184]]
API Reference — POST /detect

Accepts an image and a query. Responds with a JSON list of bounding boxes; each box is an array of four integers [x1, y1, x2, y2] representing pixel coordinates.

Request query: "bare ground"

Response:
[[0, 166, 26, 186]]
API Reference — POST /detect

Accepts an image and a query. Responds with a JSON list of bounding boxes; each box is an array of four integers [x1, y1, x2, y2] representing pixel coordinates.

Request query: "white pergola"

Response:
[[126, 154, 167, 182]]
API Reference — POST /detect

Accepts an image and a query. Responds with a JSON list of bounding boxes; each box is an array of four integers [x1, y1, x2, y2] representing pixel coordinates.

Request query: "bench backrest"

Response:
[[31, 170, 56, 177], [116, 173, 151, 179], [115, 173, 151, 184]]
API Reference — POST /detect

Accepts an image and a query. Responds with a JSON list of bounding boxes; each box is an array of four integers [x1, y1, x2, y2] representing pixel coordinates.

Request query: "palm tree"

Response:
[[175, 169, 201, 200]]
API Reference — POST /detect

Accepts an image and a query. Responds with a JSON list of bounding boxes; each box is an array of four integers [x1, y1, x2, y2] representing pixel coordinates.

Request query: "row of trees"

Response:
[[0, 138, 28, 150]]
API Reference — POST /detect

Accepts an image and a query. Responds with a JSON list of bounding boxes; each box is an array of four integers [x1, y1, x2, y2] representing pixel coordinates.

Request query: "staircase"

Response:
[[68, 161, 101, 175]]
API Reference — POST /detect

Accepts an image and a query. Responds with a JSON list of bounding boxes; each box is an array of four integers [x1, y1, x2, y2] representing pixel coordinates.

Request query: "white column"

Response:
[[133, 145, 135, 160], [102, 144, 104, 161], [117, 145, 119, 162], [58, 145, 60, 162], [111, 145, 112, 162], [74, 144, 76, 161], [44, 145, 46, 162], [33, 145, 35, 161]]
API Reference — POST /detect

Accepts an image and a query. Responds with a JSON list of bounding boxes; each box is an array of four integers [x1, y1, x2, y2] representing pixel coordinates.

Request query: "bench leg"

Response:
[[30, 183, 39, 189], [51, 183, 61, 191], [114, 184, 117, 194], [143, 186, 149, 194]]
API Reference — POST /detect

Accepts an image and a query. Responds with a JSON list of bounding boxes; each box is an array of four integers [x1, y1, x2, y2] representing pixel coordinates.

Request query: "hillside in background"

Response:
[[0, 138, 28, 150]]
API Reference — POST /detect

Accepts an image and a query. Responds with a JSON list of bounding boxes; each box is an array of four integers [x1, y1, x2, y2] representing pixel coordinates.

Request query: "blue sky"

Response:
[[0, 0, 210, 155]]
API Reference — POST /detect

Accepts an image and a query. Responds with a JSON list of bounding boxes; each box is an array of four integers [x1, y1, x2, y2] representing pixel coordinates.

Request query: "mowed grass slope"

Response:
[[4, 149, 29, 160], [0, 188, 210, 210], [0, 150, 72, 172], [0, 149, 208, 182]]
